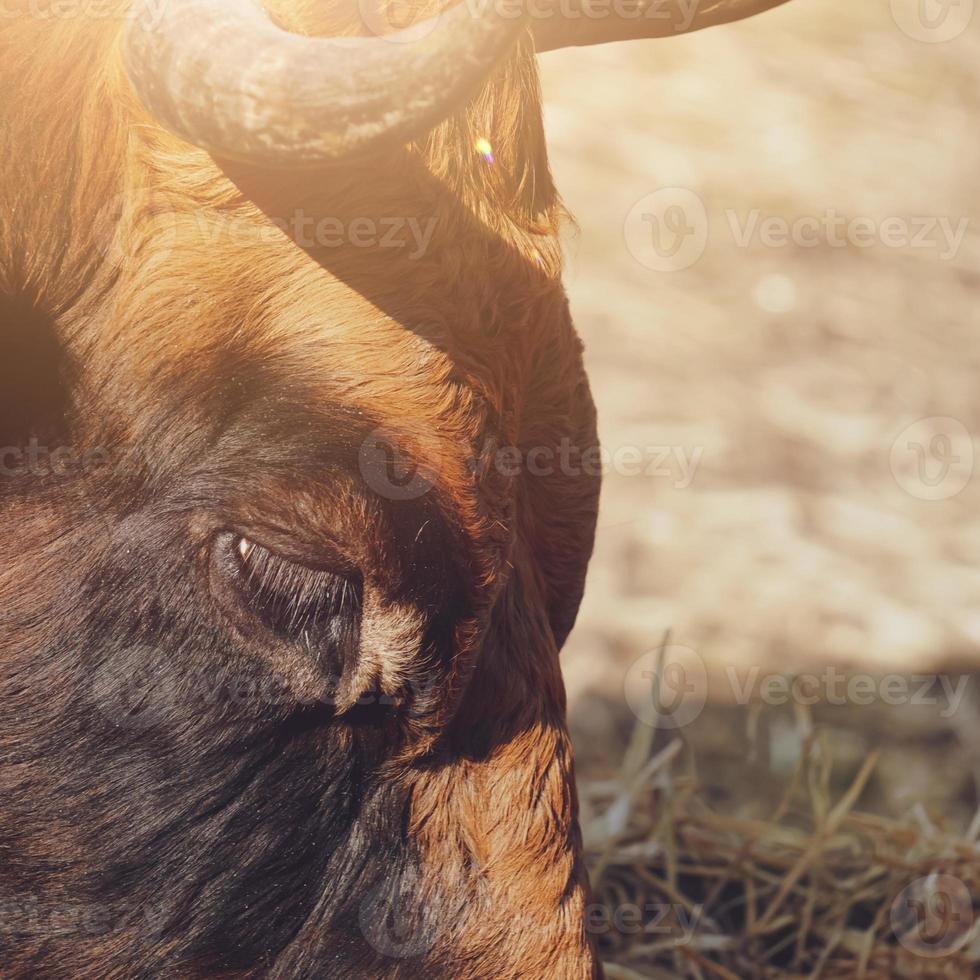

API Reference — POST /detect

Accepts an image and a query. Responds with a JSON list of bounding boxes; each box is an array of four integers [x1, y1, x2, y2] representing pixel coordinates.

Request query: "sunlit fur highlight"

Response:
[[1, 2, 602, 976]]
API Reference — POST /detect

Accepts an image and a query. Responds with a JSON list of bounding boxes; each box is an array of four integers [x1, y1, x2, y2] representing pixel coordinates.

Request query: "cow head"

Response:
[[0, 0, 792, 975]]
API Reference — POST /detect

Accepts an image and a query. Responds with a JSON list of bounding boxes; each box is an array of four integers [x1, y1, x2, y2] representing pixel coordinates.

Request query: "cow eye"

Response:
[[226, 534, 360, 643]]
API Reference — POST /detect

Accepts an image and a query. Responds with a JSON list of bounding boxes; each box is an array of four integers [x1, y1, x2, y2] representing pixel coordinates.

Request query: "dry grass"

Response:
[[585, 700, 980, 978], [542, 10, 980, 975]]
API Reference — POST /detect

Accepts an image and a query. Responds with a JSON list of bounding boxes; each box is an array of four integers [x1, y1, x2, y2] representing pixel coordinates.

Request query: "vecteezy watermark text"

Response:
[[726, 209, 969, 262], [0, 0, 167, 29], [624, 188, 972, 272], [358, 428, 704, 500], [0, 440, 144, 479], [625, 645, 972, 730], [585, 901, 704, 942], [725, 666, 970, 720]]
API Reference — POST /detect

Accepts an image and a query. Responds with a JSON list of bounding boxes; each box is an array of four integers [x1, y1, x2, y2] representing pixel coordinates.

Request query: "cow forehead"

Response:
[[263, 296, 513, 494], [107, 181, 550, 442], [96, 215, 533, 546]]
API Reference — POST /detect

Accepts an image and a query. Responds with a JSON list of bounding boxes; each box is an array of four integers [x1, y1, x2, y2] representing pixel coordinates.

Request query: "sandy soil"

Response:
[[538, 2, 980, 820]]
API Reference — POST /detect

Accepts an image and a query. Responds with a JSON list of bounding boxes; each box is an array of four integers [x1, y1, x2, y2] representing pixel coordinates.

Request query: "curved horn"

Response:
[[533, 0, 794, 52], [124, 0, 526, 168]]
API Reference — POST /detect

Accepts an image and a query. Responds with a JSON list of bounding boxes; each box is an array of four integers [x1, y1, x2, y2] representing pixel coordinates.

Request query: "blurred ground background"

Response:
[[538, 1, 980, 830]]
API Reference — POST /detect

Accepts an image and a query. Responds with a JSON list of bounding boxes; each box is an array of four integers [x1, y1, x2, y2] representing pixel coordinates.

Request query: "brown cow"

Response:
[[0, 1, 791, 976]]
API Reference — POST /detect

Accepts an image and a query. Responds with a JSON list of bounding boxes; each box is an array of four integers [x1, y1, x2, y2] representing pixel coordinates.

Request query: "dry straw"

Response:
[[584, 646, 980, 978]]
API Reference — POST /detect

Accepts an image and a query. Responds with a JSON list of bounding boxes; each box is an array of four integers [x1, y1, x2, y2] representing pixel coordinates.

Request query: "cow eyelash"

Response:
[[230, 535, 360, 640]]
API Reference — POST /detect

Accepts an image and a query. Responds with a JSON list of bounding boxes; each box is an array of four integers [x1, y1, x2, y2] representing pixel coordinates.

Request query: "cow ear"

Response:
[[0, 292, 71, 450], [533, 0, 794, 52]]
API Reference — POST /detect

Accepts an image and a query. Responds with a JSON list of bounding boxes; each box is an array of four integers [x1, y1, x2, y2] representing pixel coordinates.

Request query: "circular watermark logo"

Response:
[[891, 874, 974, 958], [889, 417, 974, 501], [356, 0, 443, 42], [624, 644, 708, 729], [358, 881, 446, 959], [624, 188, 709, 273], [358, 427, 439, 501], [891, 0, 975, 42], [88, 645, 180, 731]]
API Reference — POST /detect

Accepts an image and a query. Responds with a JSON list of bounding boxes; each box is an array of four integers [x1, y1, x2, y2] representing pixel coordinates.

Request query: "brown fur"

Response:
[[0, 2, 602, 976]]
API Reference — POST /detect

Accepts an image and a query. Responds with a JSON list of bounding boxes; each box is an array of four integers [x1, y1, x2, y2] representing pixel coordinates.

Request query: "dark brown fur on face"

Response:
[[0, 2, 602, 976]]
